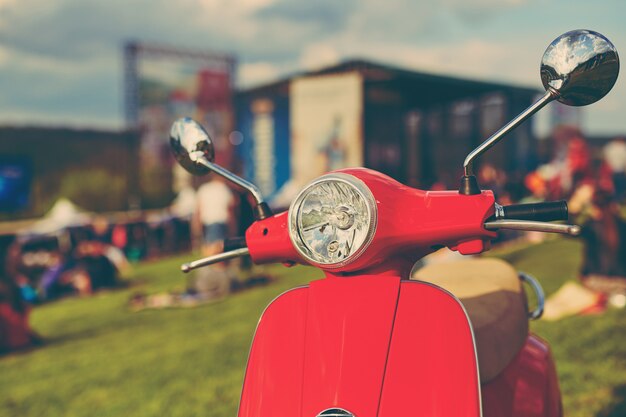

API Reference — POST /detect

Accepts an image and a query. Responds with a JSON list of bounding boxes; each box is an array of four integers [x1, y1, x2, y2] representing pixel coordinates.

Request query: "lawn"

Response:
[[1, 238, 625, 417]]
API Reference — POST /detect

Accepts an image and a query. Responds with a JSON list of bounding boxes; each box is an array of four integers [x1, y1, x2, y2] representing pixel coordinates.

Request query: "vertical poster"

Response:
[[236, 96, 290, 201], [0, 158, 31, 212], [290, 73, 363, 187]]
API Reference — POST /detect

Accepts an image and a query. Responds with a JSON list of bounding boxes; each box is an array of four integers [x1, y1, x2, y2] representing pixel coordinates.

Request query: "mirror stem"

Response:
[[193, 154, 272, 220], [463, 89, 557, 177]]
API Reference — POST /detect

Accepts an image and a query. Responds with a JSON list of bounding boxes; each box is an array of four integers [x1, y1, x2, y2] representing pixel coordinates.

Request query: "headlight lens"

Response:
[[288, 173, 377, 268]]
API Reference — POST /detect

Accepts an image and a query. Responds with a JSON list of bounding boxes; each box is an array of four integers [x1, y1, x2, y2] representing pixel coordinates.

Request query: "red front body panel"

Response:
[[238, 277, 480, 417]]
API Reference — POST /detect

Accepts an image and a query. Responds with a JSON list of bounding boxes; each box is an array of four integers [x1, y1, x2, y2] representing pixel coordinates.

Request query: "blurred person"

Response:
[[531, 126, 592, 199], [39, 241, 123, 299], [168, 186, 197, 253], [1, 244, 43, 353], [567, 181, 595, 216], [544, 134, 591, 199], [4, 241, 38, 302], [551, 125, 581, 165], [38, 251, 70, 300], [170, 185, 197, 219], [520, 171, 551, 243], [0, 277, 43, 353], [195, 176, 234, 257], [534, 125, 580, 198], [126, 223, 148, 262], [477, 163, 507, 198], [74, 241, 119, 291], [111, 223, 128, 252], [91, 216, 111, 243], [569, 179, 626, 297], [603, 138, 626, 201], [523, 171, 548, 202], [566, 137, 592, 191]]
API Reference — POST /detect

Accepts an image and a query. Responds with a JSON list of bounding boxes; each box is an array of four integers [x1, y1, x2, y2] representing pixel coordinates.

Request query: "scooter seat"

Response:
[[412, 258, 528, 383]]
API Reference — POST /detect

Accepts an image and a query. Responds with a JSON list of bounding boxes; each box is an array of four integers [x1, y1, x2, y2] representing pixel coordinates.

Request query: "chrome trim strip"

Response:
[[519, 272, 545, 320]]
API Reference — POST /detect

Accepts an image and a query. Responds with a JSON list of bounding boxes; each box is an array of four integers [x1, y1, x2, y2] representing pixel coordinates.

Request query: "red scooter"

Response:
[[170, 30, 619, 417]]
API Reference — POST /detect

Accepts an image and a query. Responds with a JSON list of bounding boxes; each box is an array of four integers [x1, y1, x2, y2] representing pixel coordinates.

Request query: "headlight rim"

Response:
[[288, 173, 378, 269]]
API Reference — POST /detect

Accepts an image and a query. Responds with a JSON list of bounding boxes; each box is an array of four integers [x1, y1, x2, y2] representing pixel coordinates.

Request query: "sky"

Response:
[[0, 0, 625, 135]]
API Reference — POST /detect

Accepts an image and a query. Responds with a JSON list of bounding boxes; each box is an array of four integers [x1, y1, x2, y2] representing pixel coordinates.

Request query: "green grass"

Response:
[[1, 240, 625, 417]]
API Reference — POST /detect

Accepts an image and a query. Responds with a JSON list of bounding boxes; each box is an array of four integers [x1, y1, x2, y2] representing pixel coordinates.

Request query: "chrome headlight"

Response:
[[288, 173, 377, 268]]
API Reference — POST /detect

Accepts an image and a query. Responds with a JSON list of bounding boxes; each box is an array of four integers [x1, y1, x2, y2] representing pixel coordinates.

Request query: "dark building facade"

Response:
[[236, 59, 539, 197], [0, 127, 139, 218]]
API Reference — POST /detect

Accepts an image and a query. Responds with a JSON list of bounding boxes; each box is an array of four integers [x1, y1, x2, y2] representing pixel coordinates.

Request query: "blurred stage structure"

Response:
[[0, 51, 590, 220], [236, 59, 540, 202], [124, 42, 237, 207]]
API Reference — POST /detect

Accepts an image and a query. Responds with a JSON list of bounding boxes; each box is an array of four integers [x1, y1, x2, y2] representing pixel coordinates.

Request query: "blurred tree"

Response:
[[58, 169, 127, 212]]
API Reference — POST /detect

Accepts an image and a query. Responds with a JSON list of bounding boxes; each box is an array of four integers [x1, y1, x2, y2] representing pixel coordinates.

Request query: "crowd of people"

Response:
[[476, 127, 626, 290], [2, 125, 626, 352], [0, 211, 194, 352], [0, 232, 119, 352]]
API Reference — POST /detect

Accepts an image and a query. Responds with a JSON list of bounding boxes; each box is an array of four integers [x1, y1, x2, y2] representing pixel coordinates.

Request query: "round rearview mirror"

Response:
[[541, 29, 619, 106], [169, 118, 215, 176]]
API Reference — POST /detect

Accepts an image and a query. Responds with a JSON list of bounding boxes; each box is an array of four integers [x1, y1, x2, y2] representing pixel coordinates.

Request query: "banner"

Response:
[[236, 96, 290, 200], [290, 73, 363, 186], [0, 158, 31, 212]]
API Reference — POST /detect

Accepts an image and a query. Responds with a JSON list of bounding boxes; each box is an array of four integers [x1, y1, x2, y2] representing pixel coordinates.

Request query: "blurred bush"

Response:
[[58, 169, 127, 212]]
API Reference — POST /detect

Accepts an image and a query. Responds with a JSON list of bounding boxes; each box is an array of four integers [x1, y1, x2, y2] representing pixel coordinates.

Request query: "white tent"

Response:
[[23, 198, 91, 235]]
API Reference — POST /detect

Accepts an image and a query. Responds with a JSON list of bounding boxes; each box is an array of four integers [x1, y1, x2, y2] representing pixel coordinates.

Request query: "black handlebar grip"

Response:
[[223, 236, 247, 252], [498, 200, 569, 222]]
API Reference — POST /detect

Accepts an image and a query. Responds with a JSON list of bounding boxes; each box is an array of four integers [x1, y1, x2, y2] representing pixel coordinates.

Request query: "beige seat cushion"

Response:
[[412, 258, 528, 383]]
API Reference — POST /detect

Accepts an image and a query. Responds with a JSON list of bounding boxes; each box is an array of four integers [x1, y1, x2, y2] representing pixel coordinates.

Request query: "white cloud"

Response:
[[299, 43, 340, 71], [199, 0, 276, 13], [0, 0, 16, 9], [327, 37, 537, 86], [442, 0, 531, 25], [0, 0, 623, 135], [238, 61, 281, 87], [443, 0, 529, 7]]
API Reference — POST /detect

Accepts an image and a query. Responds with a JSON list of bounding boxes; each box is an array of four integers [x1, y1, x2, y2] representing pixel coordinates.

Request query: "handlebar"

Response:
[[484, 219, 580, 236], [181, 247, 250, 273], [486, 200, 579, 236], [180, 236, 249, 273], [494, 200, 568, 222], [181, 201, 579, 273]]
